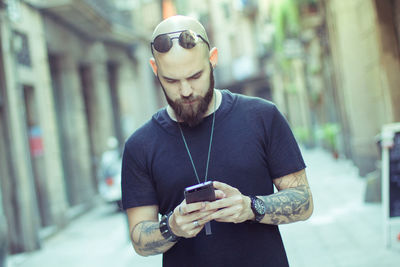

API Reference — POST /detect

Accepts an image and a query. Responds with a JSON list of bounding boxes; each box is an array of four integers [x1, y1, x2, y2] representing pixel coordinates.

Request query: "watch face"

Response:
[[254, 198, 266, 215]]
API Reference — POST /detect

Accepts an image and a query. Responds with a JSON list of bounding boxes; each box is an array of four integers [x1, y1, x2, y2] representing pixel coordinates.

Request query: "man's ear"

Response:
[[149, 57, 158, 75], [209, 47, 218, 68]]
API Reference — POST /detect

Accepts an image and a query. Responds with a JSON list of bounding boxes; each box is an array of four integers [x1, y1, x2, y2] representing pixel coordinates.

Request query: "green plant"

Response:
[[270, 0, 318, 55], [285, 82, 298, 94], [271, 0, 301, 53], [293, 127, 311, 144], [321, 123, 340, 152]]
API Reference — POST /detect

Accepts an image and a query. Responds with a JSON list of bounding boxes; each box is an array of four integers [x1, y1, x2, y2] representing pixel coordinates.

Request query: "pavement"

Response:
[[6, 204, 162, 267], [280, 148, 400, 267], [5, 148, 400, 267]]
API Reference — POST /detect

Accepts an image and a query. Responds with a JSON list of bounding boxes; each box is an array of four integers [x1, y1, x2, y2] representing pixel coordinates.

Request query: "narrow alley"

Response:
[[6, 148, 400, 267]]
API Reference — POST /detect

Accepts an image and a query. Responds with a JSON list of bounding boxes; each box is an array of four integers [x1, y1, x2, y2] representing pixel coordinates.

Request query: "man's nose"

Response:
[[180, 80, 193, 97]]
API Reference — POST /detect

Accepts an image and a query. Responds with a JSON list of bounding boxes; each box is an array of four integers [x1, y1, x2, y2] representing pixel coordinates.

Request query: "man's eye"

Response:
[[166, 79, 177, 84]]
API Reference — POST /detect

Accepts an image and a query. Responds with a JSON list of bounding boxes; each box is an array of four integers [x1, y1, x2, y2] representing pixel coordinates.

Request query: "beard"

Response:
[[159, 65, 215, 127]]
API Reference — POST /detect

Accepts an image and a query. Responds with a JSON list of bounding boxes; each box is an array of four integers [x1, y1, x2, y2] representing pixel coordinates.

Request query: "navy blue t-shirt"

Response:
[[122, 90, 306, 267]]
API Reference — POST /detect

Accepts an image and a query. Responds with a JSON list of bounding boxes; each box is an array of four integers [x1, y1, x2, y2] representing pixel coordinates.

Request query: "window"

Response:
[[13, 31, 31, 67]]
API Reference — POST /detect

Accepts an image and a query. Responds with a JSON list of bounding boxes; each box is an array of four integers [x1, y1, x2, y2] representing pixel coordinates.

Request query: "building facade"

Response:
[[0, 0, 160, 254], [264, 0, 400, 179], [324, 0, 400, 175]]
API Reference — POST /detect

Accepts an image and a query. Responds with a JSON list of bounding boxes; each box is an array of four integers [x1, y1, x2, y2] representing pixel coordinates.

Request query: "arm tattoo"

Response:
[[131, 221, 174, 256], [260, 170, 312, 224], [274, 170, 307, 190], [259, 185, 311, 224]]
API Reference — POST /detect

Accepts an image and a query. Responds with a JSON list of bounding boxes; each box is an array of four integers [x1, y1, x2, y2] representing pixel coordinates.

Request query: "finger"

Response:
[[214, 189, 226, 199], [187, 224, 204, 238], [192, 214, 215, 229], [214, 214, 241, 223], [206, 192, 244, 210], [182, 201, 206, 214], [213, 210, 248, 223], [185, 210, 215, 223], [205, 197, 232, 211], [192, 220, 201, 228], [208, 206, 240, 221], [212, 181, 229, 189], [178, 205, 184, 215], [179, 224, 204, 238], [173, 200, 186, 217], [197, 215, 214, 226], [173, 203, 185, 218], [182, 218, 207, 237], [174, 208, 214, 229], [213, 181, 236, 194]]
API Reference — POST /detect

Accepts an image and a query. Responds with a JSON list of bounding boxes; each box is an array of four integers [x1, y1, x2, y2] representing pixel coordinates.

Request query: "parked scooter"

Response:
[[97, 137, 122, 210]]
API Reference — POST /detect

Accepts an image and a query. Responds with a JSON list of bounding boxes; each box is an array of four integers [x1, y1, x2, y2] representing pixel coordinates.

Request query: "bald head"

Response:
[[151, 15, 210, 45], [149, 15, 218, 79]]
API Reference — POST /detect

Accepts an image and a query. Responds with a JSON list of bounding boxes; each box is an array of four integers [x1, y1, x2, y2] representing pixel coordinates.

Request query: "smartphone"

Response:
[[184, 181, 216, 204]]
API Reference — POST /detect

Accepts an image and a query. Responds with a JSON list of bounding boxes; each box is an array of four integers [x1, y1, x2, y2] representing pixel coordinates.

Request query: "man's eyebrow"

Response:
[[161, 75, 178, 81], [188, 70, 203, 79], [162, 70, 203, 81]]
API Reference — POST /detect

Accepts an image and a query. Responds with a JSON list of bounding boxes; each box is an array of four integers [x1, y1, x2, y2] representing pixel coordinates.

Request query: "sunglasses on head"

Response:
[[151, 30, 210, 53]]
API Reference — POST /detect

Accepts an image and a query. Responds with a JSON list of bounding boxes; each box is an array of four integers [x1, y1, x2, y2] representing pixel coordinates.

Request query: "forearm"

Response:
[[258, 185, 313, 225], [131, 220, 176, 256]]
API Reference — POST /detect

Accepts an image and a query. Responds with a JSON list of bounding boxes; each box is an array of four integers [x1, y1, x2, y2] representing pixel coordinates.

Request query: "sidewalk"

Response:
[[6, 148, 400, 267], [7, 204, 162, 267], [280, 148, 400, 267]]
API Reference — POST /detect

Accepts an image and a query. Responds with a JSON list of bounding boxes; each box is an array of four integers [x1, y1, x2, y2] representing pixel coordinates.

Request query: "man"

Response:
[[122, 15, 313, 266]]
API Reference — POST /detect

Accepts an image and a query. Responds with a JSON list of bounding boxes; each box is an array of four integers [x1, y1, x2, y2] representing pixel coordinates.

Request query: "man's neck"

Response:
[[167, 89, 222, 122]]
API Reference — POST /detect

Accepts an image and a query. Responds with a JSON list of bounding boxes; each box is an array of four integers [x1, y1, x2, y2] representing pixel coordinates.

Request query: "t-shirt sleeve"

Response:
[[265, 105, 306, 179], [121, 141, 158, 210]]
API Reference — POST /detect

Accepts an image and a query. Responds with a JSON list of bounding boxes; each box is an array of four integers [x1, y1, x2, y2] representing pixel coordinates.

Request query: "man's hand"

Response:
[[199, 169, 313, 226], [199, 181, 254, 224], [169, 200, 211, 238], [169, 189, 225, 238]]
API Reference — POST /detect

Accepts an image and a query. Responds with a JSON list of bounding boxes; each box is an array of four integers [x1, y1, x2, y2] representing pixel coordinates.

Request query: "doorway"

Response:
[[22, 85, 51, 227]]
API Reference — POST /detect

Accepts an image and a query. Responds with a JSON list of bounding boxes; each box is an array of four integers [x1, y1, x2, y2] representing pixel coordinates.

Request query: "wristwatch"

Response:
[[159, 211, 181, 242], [250, 196, 266, 222]]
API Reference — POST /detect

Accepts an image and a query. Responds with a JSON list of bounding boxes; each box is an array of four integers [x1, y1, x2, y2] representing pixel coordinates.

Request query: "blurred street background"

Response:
[[0, 0, 400, 266], [5, 148, 400, 267]]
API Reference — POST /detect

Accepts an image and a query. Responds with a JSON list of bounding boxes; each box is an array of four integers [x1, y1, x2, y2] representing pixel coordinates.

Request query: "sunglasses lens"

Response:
[[152, 30, 206, 53], [179, 30, 197, 49], [153, 34, 172, 53]]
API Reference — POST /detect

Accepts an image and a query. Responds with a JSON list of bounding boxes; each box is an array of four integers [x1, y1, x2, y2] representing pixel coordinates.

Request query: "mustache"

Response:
[[157, 63, 215, 127], [177, 95, 200, 102]]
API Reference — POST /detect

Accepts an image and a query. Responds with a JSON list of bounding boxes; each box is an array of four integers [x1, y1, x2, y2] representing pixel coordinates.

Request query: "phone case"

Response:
[[184, 181, 216, 204]]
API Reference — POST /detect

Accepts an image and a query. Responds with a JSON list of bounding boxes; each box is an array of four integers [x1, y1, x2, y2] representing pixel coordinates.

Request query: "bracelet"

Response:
[[159, 211, 181, 242]]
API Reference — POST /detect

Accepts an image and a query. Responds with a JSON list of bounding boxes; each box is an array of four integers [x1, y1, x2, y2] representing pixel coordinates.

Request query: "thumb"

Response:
[[214, 189, 226, 199]]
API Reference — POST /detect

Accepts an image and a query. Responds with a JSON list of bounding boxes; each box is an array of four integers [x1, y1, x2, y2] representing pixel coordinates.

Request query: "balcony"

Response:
[[26, 0, 147, 45]]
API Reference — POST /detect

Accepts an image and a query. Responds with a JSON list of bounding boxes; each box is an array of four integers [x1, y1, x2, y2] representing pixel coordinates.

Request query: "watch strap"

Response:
[[250, 196, 266, 222]]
